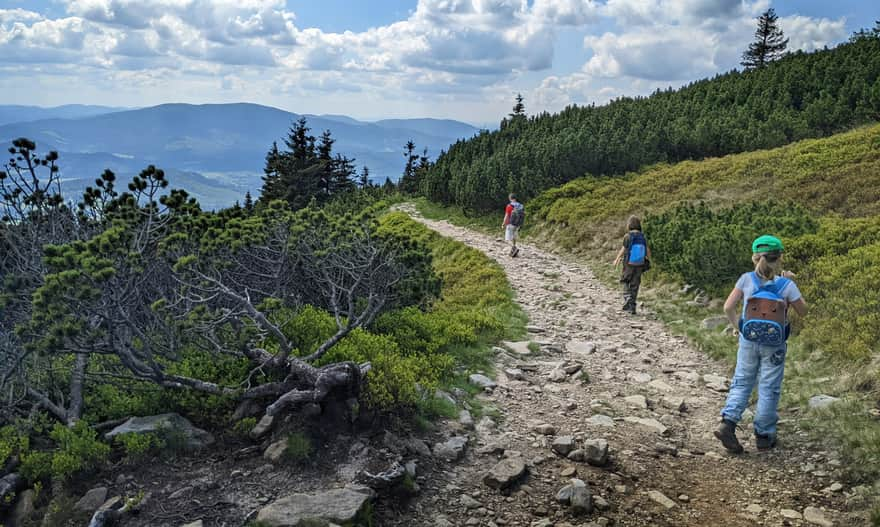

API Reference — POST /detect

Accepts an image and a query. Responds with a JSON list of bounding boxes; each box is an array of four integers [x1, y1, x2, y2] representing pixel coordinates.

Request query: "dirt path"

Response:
[[389, 204, 852, 527]]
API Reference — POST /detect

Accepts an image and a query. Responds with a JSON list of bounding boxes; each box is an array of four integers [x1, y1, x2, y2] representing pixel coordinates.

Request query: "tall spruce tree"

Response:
[[359, 166, 371, 189], [510, 93, 526, 118], [741, 8, 789, 69], [398, 140, 420, 194]]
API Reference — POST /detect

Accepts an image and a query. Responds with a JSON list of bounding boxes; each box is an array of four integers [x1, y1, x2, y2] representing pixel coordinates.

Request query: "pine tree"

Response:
[[359, 166, 370, 189], [741, 8, 789, 69], [382, 177, 396, 194], [510, 93, 526, 118], [398, 140, 420, 194], [243, 191, 254, 213], [260, 141, 284, 202]]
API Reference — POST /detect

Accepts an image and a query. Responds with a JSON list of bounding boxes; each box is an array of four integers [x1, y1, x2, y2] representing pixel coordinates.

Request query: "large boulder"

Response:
[[256, 487, 374, 526], [483, 457, 527, 490], [104, 413, 214, 450], [75, 487, 109, 513], [583, 439, 609, 467], [0, 473, 24, 511]]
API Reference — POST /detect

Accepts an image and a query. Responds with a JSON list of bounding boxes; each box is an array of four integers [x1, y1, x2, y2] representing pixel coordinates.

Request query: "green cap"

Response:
[[752, 235, 784, 254]]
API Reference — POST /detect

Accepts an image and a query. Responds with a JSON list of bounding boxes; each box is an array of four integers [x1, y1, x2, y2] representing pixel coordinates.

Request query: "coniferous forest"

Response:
[[420, 36, 880, 212]]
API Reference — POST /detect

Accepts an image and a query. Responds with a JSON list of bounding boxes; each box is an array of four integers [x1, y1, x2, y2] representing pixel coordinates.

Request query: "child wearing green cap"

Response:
[[715, 235, 808, 453]]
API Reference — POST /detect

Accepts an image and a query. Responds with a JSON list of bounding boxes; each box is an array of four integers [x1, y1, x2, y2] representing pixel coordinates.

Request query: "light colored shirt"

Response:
[[735, 272, 801, 320]]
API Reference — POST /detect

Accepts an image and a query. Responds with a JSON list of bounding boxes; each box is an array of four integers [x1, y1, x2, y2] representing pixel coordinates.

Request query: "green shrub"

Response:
[[799, 241, 880, 361], [115, 432, 165, 461], [284, 432, 312, 464], [0, 424, 30, 467], [644, 201, 818, 293], [21, 421, 109, 482], [233, 418, 258, 437]]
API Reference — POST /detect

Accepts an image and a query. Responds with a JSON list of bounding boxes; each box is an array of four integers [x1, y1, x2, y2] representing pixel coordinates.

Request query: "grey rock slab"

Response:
[[567, 341, 597, 354], [501, 341, 533, 356], [264, 439, 288, 462], [483, 457, 527, 490], [250, 414, 274, 439], [469, 374, 497, 390], [459, 410, 475, 430], [504, 368, 526, 381], [255, 487, 374, 526], [104, 413, 214, 450], [181, 522, 204, 527], [623, 417, 668, 435], [646, 490, 676, 509], [552, 436, 576, 456], [803, 507, 834, 527], [433, 436, 468, 462], [808, 395, 840, 410], [75, 487, 109, 513], [586, 415, 615, 427], [660, 396, 688, 413], [624, 395, 647, 408], [780, 509, 803, 520], [9, 488, 35, 526]]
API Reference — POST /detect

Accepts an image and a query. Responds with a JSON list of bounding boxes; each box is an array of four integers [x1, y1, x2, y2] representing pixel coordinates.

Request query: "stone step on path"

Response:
[[382, 204, 851, 527]]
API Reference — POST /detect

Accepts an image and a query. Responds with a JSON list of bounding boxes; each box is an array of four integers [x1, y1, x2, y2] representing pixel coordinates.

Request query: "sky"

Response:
[[0, 0, 874, 124]]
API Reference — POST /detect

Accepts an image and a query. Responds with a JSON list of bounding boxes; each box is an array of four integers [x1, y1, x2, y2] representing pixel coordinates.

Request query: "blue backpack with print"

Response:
[[740, 272, 791, 346], [627, 231, 647, 266]]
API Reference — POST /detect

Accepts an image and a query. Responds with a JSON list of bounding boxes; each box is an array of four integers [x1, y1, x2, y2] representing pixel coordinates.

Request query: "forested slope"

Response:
[[421, 36, 880, 212]]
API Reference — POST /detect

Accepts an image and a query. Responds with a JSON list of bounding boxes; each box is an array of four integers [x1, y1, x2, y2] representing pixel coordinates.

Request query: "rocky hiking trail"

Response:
[[388, 205, 855, 527]]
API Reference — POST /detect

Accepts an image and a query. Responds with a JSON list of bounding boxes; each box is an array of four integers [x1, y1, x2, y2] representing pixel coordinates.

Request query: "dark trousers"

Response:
[[621, 265, 644, 312]]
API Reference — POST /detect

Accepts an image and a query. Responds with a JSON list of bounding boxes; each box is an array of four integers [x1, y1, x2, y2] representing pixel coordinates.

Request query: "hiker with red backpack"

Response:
[[613, 215, 651, 314], [715, 235, 808, 453], [502, 193, 525, 257]]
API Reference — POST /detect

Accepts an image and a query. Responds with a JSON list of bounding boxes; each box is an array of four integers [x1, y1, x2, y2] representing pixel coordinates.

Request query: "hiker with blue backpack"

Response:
[[503, 193, 525, 257], [715, 235, 808, 453], [613, 215, 650, 314]]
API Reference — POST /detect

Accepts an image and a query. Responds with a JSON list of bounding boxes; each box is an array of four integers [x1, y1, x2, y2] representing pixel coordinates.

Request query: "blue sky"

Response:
[[0, 1, 873, 123]]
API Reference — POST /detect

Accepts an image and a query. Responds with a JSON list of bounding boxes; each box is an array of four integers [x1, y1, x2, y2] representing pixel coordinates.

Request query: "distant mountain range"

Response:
[[0, 103, 482, 209]]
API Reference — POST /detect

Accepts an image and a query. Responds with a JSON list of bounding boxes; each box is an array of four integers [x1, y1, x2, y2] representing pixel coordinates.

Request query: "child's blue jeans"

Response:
[[720, 337, 787, 438]]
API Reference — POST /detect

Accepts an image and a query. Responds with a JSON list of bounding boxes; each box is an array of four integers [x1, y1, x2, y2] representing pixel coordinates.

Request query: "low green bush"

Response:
[[284, 432, 313, 464], [644, 201, 818, 293], [20, 421, 109, 482], [114, 432, 165, 461]]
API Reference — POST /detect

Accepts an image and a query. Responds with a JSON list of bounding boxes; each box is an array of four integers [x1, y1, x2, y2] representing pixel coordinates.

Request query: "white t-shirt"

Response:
[[735, 272, 802, 319]]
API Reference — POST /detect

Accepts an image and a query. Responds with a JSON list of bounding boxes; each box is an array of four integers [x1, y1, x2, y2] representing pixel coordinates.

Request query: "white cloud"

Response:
[[0, 0, 857, 122], [782, 15, 847, 52]]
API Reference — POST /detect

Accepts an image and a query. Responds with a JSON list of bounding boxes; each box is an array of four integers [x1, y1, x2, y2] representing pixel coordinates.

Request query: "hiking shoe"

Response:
[[714, 419, 744, 454], [755, 434, 777, 451], [512, 247, 520, 257]]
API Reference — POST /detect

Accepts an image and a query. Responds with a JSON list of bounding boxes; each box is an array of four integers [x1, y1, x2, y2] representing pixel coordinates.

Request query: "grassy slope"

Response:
[[417, 125, 880, 516], [530, 123, 880, 254]]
